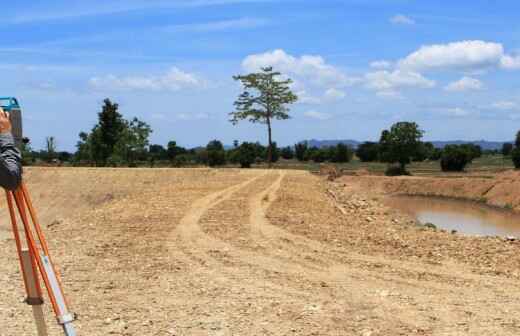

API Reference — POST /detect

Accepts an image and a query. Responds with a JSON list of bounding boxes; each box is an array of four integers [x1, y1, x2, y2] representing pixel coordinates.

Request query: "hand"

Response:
[[0, 107, 12, 134]]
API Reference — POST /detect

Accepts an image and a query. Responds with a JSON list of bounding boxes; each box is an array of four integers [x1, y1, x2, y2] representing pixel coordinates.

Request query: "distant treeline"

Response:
[[20, 98, 520, 175]]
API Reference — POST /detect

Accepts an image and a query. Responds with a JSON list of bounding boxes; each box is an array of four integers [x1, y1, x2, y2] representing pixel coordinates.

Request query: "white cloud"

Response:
[[444, 76, 483, 92], [89, 67, 206, 91], [324, 88, 346, 101], [398, 40, 520, 72], [296, 90, 322, 105], [376, 90, 403, 100], [304, 110, 332, 120], [166, 17, 269, 33], [390, 14, 415, 25], [177, 113, 209, 120], [242, 49, 353, 87], [365, 70, 435, 90], [370, 60, 392, 69], [490, 101, 518, 110], [435, 107, 472, 117], [500, 54, 520, 70]]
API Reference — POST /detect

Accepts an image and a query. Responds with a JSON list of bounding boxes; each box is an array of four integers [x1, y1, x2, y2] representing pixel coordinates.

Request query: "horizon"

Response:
[[2, 1, 520, 151]]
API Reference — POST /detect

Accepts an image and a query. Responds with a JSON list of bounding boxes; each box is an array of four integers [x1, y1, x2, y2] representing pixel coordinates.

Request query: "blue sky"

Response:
[[2, 0, 520, 151]]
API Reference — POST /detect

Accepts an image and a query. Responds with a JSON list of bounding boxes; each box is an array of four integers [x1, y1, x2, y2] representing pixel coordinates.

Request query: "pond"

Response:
[[383, 196, 520, 237]]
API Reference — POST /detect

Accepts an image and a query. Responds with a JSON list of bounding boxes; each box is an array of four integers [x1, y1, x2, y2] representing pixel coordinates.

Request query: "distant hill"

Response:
[[300, 139, 508, 151]]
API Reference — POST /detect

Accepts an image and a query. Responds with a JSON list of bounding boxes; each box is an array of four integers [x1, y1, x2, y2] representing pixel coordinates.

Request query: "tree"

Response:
[[44, 136, 57, 162], [502, 143, 513, 156], [440, 145, 473, 172], [413, 142, 435, 162], [379, 122, 424, 174], [112, 117, 152, 166], [294, 142, 308, 161], [234, 142, 257, 168], [512, 147, 520, 168], [356, 142, 380, 162], [206, 140, 226, 167], [331, 143, 353, 163], [94, 99, 126, 165], [280, 146, 294, 160], [231, 67, 298, 167]]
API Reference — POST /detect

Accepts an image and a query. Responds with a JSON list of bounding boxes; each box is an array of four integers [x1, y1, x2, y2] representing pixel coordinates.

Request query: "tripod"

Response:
[[5, 182, 77, 336]]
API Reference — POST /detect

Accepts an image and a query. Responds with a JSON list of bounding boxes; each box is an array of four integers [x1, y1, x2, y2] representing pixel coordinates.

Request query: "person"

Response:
[[0, 106, 22, 190]]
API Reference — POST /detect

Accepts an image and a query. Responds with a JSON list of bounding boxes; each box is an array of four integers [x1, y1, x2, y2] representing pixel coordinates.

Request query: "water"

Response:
[[383, 196, 520, 237]]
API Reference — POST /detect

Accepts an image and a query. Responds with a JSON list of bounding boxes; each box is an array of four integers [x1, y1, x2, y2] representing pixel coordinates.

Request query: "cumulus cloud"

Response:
[[398, 40, 520, 73], [370, 60, 392, 69], [390, 14, 415, 25], [324, 88, 346, 101], [89, 67, 206, 91], [242, 49, 353, 87], [365, 70, 435, 90], [500, 54, 520, 70], [444, 76, 483, 92], [304, 110, 332, 120]]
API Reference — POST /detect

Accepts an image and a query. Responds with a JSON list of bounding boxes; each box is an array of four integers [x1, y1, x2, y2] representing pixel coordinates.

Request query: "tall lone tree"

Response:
[[379, 122, 424, 174], [231, 67, 298, 167]]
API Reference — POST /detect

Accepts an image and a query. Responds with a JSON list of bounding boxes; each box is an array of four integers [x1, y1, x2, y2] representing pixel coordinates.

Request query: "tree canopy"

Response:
[[231, 67, 298, 166]]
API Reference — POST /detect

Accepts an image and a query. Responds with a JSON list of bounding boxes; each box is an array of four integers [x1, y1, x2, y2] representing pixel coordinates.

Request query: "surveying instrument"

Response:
[[1, 97, 77, 335]]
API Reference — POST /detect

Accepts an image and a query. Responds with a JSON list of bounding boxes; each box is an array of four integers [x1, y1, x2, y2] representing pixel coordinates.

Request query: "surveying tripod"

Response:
[[5, 182, 77, 336]]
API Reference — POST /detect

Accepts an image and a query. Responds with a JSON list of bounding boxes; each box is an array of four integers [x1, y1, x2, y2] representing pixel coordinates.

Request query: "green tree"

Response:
[[440, 145, 473, 172], [379, 122, 424, 174], [331, 143, 353, 163], [94, 99, 126, 165], [44, 136, 57, 162], [235, 142, 257, 168], [231, 67, 298, 167], [206, 140, 226, 167], [294, 142, 308, 161], [280, 146, 294, 160], [356, 142, 380, 162], [502, 143, 513, 156], [113, 118, 152, 166]]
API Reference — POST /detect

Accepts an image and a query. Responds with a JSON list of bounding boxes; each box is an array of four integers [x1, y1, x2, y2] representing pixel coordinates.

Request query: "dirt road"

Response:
[[1, 168, 520, 335]]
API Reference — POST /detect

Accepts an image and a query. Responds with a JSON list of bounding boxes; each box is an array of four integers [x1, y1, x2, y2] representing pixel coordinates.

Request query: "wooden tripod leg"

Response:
[[21, 250, 49, 336]]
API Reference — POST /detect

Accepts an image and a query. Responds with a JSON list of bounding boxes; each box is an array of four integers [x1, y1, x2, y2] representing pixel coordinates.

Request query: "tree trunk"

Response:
[[267, 116, 273, 168]]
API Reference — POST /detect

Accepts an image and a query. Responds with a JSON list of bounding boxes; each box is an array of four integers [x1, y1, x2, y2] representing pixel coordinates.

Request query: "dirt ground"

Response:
[[2, 168, 520, 335]]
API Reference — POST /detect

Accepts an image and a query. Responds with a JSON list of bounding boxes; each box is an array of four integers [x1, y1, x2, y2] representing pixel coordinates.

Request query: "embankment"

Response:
[[340, 170, 520, 211]]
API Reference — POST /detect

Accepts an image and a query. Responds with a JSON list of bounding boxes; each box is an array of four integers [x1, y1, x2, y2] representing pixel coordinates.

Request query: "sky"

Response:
[[1, 0, 520, 151]]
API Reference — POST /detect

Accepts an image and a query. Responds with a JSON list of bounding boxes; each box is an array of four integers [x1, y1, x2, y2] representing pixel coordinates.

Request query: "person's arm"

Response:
[[0, 107, 22, 190]]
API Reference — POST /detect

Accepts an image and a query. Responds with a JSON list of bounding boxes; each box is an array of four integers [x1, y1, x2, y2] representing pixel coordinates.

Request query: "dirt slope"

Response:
[[1, 168, 520, 335], [340, 170, 520, 211]]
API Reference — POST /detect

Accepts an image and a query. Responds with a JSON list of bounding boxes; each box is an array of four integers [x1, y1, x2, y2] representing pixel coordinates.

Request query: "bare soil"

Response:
[[1, 168, 520, 335]]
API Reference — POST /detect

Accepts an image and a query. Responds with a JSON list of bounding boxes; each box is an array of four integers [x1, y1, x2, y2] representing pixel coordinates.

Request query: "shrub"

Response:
[[294, 142, 308, 161], [385, 165, 410, 176], [235, 142, 257, 168], [440, 145, 472, 172], [331, 143, 353, 163], [206, 140, 226, 167], [356, 142, 379, 162], [511, 147, 520, 168], [280, 146, 294, 160]]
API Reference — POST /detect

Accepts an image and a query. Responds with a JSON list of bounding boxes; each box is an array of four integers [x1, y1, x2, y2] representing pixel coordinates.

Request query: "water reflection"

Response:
[[383, 196, 520, 237]]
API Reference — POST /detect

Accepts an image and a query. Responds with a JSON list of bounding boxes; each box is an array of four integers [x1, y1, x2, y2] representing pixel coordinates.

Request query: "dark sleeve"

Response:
[[0, 132, 22, 190]]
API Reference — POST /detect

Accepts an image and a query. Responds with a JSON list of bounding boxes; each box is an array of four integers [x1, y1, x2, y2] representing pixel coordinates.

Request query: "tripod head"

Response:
[[0, 97, 23, 149]]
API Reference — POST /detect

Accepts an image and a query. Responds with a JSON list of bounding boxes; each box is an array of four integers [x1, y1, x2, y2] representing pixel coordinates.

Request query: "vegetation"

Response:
[[356, 142, 379, 162], [379, 122, 424, 175], [231, 67, 298, 167], [440, 145, 474, 172]]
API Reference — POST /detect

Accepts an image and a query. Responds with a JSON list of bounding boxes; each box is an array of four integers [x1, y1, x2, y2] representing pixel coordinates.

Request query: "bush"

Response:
[[294, 142, 308, 161], [440, 145, 472, 172], [331, 143, 353, 163], [280, 146, 294, 160], [502, 143, 513, 156], [356, 142, 379, 162], [385, 165, 410, 176], [206, 140, 226, 167], [512, 147, 520, 168], [235, 142, 257, 168]]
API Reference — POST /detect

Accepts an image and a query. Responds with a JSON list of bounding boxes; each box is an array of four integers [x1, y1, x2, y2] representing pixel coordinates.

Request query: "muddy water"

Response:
[[383, 196, 520, 237]]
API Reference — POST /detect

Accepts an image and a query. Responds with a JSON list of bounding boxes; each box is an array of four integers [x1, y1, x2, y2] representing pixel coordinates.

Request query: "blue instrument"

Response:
[[0, 97, 23, 148]]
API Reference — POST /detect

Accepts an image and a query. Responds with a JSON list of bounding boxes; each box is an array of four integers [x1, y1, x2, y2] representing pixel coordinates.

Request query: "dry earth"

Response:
[[1, 168, 520, 335]]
